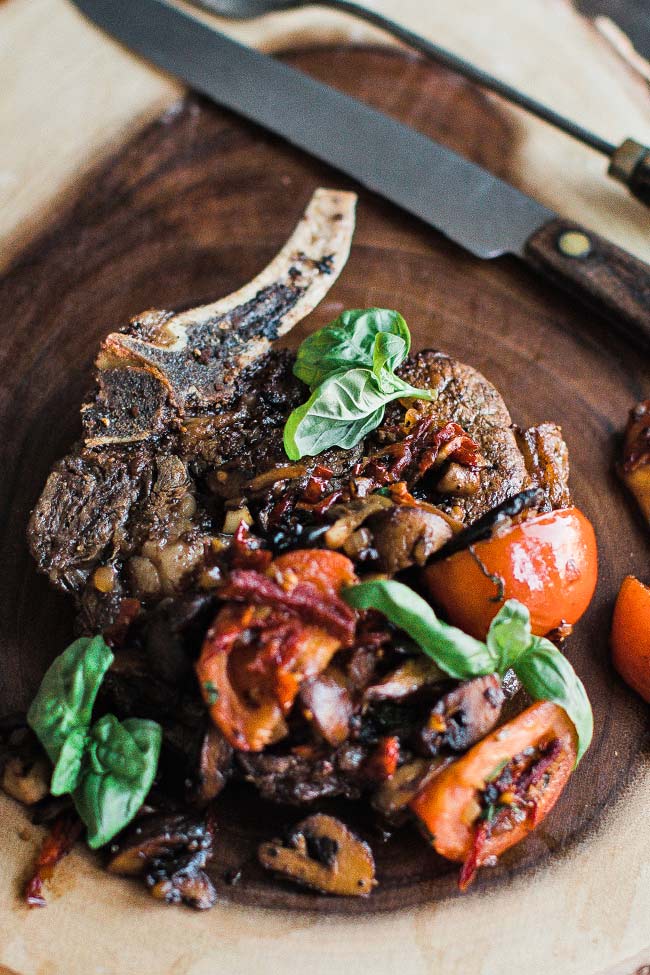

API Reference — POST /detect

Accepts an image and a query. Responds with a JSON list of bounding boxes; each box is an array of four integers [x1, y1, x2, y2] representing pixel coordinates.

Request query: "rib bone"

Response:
[[82, 189, 357, 446]]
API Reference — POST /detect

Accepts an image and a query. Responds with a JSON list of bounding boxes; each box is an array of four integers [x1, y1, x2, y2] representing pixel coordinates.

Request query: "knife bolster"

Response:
[[609, 139, 650, 206]]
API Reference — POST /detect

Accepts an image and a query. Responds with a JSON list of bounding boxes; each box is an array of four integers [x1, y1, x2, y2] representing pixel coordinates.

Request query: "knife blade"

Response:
[[70, 0, 650, 344]]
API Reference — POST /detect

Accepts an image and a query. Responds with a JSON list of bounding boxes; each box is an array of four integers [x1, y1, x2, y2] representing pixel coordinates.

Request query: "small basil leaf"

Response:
[[74, 715, 162, 849], [342, 580, 499, 679], [284, 367, 435, 460], [284, 369, 387, 460], [486, 599, 533, 674], [513, 638, 593, 764], [377, 369, 437, 401], [27, 635, 114, 768], [372, 331, 408, 380], [50, 727, 88, 796], [294, 308, 410, 388]]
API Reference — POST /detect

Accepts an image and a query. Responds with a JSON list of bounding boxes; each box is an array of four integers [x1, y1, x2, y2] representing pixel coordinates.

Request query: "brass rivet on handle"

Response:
[[557, 230, 592, 258]]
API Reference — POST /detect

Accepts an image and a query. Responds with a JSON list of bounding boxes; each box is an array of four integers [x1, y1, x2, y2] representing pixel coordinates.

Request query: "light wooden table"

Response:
[[1, 2, 650, 974]]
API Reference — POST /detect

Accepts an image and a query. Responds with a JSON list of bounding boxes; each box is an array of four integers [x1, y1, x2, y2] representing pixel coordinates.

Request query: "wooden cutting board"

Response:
[[2, 7, 650, 975]]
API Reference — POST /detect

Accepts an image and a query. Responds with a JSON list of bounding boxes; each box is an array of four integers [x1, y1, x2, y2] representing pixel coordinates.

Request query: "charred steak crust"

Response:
[[390, 351, 529, 521], [91, 188, 358, 444], [25, 194, 571, 634], [28, 346, 571, 635]]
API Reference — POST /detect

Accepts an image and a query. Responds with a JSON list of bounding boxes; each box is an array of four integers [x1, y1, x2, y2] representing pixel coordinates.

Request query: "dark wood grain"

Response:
[[525, 217, 650, 346], [1, 46, 649, 915]]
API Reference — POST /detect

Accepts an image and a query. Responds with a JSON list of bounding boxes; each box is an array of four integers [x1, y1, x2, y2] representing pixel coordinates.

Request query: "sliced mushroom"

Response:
[[346, 645, 379, 693], [1, 754, 50, 806], [107, 812, 217, 910], [372, 756, 452, 824], [368, 506, 453, 573], [418, 674, 504, 756], [238, 749, 363, 805], [299, 669, 355, 747], [435, 462, 481, 497], [365, 657, 445, 702], [247, 463, 308, 492], [258, 813, 376, 897], [0, 724, 50, 806], [190, 725, 233, 806], [324, 494, 394, 550], [145, 855, 217, 911]]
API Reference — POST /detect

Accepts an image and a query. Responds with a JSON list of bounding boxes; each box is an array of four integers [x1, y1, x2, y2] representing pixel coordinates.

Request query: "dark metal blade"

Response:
[[69, 0, 555, 259]]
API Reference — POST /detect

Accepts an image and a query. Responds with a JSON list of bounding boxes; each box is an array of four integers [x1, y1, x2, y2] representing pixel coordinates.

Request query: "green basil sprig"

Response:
[[343, 580, 592, 763], [293, 308, 411, 387], [27, 636, 162, 848], [27, 635, 114, 787], [284, 367, 433, 461], [343, 579, 496, 679], [74, 715, 162, 849], [284, 308, 435, 460]]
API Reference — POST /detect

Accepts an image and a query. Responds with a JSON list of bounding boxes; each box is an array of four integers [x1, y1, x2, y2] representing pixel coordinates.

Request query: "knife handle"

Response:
[[524, 218, 650, 346]]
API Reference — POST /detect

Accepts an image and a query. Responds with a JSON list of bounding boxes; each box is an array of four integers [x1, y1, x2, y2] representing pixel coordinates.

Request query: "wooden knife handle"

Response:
[[524, 218, 650, 346]]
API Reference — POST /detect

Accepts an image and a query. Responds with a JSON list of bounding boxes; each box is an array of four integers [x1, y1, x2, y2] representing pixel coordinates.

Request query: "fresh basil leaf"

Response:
[[486, 600, 533, 674], [283, 369, 390, 460], [377, 368, 437, 401], [50, 727, 88, 797], [372, 331, 408, 380], [74, 714, 162, 849], [343, 580, 499, 679], [513, 638, 593, 764], [27, 635, 114, 772], [294, 308, 410, 388]]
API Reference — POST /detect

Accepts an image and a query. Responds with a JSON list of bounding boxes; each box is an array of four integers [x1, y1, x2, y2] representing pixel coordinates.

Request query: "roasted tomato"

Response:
[[196, 551, 357, 751], [611, 575, 650, 703], [425, 507, 597, 638], [410, 702, 577, 889]]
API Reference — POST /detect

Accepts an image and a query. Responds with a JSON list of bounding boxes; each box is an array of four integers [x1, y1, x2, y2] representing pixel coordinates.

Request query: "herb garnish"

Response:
[[284, 308, 436, 460], [343, 581, 593, 764], [27, 635, 162, 848], [203, 680, 220, 706]]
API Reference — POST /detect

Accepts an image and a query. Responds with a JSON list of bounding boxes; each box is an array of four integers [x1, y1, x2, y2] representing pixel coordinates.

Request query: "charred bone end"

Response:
[[88, 188, 357, 441]]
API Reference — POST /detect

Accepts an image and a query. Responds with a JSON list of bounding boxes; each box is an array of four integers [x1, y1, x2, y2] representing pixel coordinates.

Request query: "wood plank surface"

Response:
[[1, 3, 650, 975]]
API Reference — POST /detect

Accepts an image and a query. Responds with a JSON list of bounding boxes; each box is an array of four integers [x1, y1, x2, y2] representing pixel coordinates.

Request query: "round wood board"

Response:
[[1, 45, 650, 970]]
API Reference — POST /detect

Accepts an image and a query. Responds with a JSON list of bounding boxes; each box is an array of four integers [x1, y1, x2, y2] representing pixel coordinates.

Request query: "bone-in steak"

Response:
[[27, 188, 570, 634]]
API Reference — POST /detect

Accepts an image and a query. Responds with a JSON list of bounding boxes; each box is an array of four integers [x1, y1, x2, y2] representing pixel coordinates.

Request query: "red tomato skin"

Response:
[[611, 575, 650, 703], [409, 702, 577, 866], [425, 507, 597, 638]]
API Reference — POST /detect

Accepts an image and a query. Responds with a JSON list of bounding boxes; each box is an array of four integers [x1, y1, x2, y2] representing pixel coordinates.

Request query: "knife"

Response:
[[70, 0, 650, 345]]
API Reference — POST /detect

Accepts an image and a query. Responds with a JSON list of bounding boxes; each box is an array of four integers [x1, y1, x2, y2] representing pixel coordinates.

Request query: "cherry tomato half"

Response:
[[410, 702, 577, 888], [424, 506, 597, 638], [196, 550, 356, 751], [611, 575, 650, 703]]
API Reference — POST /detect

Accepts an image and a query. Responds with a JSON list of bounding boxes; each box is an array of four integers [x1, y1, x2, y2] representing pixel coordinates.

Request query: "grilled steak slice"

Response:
[[389, 351, 527, 521], [29, 348, 571, 632], [28, 185, 570, 634], [28, 444, 159, 594], [28, 190, 357, 616]]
